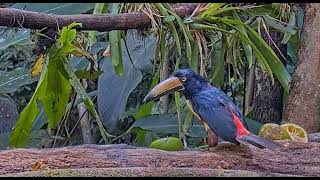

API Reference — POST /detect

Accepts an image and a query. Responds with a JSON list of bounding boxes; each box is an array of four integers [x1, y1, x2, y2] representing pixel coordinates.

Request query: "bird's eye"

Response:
[[181, 77, 187, 82]]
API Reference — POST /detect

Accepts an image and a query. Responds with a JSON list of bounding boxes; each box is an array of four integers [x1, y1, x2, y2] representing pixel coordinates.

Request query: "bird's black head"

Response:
[[143, 69, 209, 102]]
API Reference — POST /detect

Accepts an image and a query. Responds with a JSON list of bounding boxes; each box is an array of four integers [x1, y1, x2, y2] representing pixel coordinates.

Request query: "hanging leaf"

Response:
[[109, 3, 124, 76], [244, 24, 291, 93], [211, 30, 225, 87], [9, 66, 48, 148], [40, 58, 72, 129]]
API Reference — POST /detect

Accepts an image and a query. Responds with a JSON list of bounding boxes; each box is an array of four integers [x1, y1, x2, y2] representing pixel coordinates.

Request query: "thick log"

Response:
[[0, 4, 197, 31], [0, 142, 320, 176]]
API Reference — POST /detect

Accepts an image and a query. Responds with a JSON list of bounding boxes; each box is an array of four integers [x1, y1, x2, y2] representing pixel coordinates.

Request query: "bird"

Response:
[[143, 68, 281, 150]]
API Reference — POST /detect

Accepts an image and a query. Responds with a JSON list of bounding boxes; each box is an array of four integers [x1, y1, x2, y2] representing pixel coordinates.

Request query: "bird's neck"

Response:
[[183, 83, 211, 100]]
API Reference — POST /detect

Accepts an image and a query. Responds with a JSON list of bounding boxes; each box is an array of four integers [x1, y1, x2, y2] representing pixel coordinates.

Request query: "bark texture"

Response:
[[0, 142, 320, 176], [252, 31, 286, 124], [0, 4, 197, 31], [283, 3, 320, 133]]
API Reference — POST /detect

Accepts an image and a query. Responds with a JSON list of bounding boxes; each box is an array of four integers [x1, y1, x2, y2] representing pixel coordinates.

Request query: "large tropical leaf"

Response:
[[1, 3, 95, 51], [0, 28, 32, 51], [0, 68, 35, 94], [132, 114, 207, 138], [97, 30, 157, 132], [11, 3, 95, 14]]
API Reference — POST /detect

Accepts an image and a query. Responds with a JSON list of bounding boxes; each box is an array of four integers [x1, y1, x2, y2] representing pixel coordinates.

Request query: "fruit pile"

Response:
[[259, 123, 308, 143]]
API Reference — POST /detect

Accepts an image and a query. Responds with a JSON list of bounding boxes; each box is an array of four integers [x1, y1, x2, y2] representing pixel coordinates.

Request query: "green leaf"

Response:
[[287, 32, 300, 64], [174, 92, 182, 139], [155, 3, 181, 56], [0, 68, 35, 94], [75, 69, 103, 80], [133, 128, 158, 147], [232, 10, 253, 68], [211, 29, 225, 87], [0, 29, 32, 51], [9, 66, 48, 148], [87, 3, 108, 47], [263, 15, 287, 33], [243, 4, 273, 16], [150, 137, 183, 151], [98, 30, 157, 131], [182, 107, 194, 137], [134, 72, 160, 120], [63, 60, 114, 142], [244, 24, 291, 93], [40, 58, 72, 128], [164, 15, 175, 22], [163, 3, 194, 61], [200, 3, 226, 18], [245, 118, 264, 135], [109, 3, 123, 76], [190, 41, 199, 72], [58, 22, 82, 47], [12, 3, 95, 14], [132, 114, 207, 138], [281, 12, 297, 44], [109, 30, 123, 75]]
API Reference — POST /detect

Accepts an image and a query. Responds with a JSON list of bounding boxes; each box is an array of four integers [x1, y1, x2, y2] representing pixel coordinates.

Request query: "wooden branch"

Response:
[[1, 142, 320, 176], [0, 4, 198, 31]]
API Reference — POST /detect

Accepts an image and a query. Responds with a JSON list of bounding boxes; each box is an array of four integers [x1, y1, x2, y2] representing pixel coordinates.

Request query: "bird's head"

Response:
[[143, 69, 209, 103]]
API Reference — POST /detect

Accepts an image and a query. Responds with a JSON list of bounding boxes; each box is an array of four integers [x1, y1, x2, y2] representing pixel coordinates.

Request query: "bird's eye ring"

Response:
[[181, 77, 187, 82]]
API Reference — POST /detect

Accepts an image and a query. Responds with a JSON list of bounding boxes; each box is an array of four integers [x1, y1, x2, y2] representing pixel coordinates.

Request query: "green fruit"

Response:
[[150, 137, 183, 151], [259, 123, 291, 141], [280, 123, 308, 143]]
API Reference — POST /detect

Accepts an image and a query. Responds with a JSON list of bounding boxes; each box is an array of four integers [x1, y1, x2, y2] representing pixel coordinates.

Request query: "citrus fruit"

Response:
[[258, 123, 290, 141], [280, 123, 308, 143], [150, 137, 184, 151]]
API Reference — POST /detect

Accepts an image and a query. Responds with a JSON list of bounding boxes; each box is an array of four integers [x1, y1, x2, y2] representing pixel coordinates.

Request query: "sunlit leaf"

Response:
[[40, 58, 72, 128], [9, 66, 48, 148], [31, 54, 45, 77]]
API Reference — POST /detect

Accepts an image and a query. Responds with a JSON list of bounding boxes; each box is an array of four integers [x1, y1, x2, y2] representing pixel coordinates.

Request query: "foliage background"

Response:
[[0, 3, 303, 150]]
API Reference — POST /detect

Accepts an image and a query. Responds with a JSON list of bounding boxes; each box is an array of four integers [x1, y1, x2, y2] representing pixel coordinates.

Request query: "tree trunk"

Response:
[[283, 3, 320, 133], [252, 31, 286, 124]]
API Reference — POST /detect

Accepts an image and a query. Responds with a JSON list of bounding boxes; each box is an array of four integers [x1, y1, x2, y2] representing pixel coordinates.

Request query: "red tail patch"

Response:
[[229, 110, 250, 137]]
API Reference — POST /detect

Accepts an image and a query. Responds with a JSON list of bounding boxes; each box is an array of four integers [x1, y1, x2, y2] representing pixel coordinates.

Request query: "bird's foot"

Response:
[[195, 144, 216, 153], [195, 145, 209, 151]]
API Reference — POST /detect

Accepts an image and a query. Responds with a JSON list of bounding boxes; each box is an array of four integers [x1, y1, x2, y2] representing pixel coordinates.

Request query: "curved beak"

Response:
[[143, 76, 184, 103]]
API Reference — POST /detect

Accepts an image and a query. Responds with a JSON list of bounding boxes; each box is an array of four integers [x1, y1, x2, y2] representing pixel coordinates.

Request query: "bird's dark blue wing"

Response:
[[191, 90, 239, 143]]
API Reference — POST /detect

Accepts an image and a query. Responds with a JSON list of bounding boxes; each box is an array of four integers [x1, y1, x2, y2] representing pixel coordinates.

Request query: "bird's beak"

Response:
[[143, 76, 184, 103]]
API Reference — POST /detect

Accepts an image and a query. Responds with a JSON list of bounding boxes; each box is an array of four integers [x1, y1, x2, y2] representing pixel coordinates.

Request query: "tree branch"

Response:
[[0, 4, 198, 31]]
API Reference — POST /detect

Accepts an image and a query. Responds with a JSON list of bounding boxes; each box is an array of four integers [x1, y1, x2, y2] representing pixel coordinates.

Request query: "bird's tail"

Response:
[[236, 133, 282, 150]]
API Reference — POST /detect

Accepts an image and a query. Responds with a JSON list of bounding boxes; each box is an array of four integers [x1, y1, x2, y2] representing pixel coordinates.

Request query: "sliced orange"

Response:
[[280, 123, 308, 143]]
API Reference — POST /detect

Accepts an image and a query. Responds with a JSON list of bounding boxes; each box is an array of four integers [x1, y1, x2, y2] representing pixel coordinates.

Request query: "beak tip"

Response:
[[143, 95, 152, 103]]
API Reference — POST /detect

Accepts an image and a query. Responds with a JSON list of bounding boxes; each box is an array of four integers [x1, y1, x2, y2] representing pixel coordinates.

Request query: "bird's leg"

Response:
[[204, 122, 218, 153]]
